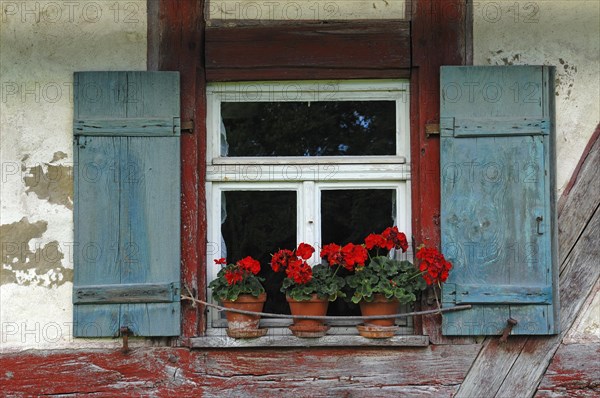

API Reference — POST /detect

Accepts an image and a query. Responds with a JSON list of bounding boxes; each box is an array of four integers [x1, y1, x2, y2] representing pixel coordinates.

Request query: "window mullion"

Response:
[[301, 181, 318, 261]]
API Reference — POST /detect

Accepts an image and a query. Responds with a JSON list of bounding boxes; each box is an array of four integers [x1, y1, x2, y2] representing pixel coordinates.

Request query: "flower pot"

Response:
[[358, 294, 400, 338], [222, 293, 267, 338], [287, 294, 330, 338]]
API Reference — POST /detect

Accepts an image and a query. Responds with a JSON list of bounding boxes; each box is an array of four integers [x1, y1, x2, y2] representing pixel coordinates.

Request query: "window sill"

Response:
[[188, 335, 429, 348]]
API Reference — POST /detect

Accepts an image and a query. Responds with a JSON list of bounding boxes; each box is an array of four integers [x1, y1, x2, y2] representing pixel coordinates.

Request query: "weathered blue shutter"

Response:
[[440, 66, 558, 335], [73, 72, 180, 337]]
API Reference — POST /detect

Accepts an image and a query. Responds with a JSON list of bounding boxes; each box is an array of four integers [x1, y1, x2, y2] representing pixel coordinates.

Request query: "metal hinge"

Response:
[[426, 123, 440, 137], [181, 120, 194, 133]]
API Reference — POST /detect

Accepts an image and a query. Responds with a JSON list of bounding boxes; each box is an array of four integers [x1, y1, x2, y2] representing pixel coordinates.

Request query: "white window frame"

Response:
[[205, 80, 411, 334]]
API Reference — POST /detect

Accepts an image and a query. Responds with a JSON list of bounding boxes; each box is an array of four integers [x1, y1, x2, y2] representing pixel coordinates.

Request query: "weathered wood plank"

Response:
[[205, 21, 410, 81], [0, 346, 480, 396], [73, 134, 122, 337], [440, 117, 550, 137], [74, 117, 180, 136], [534, 343, 600, 397], [74, 283, 180, 304], [411, 0, 473, 344], [557, 124, 600, 265], [443, 284, 553, 305], [190, 335, 429, 348], [148, 0, 206, 339]]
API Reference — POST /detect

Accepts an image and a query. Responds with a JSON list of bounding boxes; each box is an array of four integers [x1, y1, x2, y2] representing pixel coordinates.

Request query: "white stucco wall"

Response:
[[0, 0, 147, 351], [474, 0, 600, 342]]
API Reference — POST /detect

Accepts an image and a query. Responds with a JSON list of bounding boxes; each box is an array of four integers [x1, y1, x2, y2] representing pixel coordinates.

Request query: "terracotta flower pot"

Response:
[[287, 294, 330, 338], [222, 292, 267, 338], [357, 294, 400, 338]]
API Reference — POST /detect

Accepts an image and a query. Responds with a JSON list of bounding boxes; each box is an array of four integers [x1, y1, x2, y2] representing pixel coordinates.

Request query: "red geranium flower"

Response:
[[285, 259, 313, 284], [236, 256, 261, 275], [364, 227, 409, 253], [270, 243, 316, 285], [296, 242, 315, 260], [416, 246, 452, 285], [271, 249, 293, 272], [365, 233, 387, 250], [382, 226, 409, 252], [224, 269, 243, 285], [321, 242, 367, 271]]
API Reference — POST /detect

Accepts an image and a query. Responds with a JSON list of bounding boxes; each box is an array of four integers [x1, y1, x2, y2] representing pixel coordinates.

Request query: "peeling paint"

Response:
[[0, 217, 72, 287], [23, 152, 73, 209]]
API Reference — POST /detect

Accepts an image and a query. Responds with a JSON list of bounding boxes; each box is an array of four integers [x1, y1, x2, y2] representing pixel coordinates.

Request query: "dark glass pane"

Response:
[[321, 189, 395, 316], [221, 191, 296, 314], [221, 101, 396, 156]]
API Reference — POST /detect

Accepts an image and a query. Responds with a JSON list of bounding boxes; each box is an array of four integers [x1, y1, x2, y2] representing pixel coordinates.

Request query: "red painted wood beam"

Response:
[[410, 0, 469, 340], [205, 21, 411, 81], [0, 346, 481, 396], [148, 0, 207, 338]]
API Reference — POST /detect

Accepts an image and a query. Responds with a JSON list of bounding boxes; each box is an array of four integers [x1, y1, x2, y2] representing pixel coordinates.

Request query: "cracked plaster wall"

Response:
[[0, 0, 147, 351]]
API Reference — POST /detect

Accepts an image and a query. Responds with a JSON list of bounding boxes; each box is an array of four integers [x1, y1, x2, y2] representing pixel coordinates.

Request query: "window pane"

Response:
[[221, 191, 296, 314], [321, 189, 396, 317], [221, 101, 396, 156]]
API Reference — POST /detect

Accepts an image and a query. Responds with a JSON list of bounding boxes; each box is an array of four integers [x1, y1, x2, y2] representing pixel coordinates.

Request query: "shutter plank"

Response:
[[441, 66, 557, 336], [74, 135, 123, 337], [121, 137, 180, 336]]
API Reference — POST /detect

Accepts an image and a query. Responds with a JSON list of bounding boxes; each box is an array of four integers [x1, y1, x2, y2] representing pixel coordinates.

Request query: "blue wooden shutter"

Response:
[[73, 71, 181, 337], [440, 66, 558, 335]]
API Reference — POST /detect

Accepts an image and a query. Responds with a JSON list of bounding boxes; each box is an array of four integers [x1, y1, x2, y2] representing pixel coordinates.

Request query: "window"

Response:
[[205, 80, 411, 334]]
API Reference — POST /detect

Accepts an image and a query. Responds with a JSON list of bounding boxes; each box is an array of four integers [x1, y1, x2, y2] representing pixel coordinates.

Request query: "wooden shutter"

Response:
[[73, 72, 181, 337], [440, 66, 558, 335]]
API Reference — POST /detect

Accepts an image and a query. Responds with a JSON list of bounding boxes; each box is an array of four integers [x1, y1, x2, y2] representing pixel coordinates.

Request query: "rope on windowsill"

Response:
[[180, 295, 472, 320]]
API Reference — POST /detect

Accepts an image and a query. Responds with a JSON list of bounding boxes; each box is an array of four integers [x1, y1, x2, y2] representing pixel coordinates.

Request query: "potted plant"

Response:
[[345, 226, 452, 338], [270, 243, 352, 337], [208, 256, 267, 338]]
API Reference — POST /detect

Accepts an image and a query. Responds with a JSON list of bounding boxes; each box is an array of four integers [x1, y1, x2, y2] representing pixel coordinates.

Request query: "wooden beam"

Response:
[[410, 0, 471, 342], [456, 127, 600, 398], [0, 345, 481, 396], [557, 124, 600, 264], [148, 0, 207, 338], [205, 21, 410, 81]]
